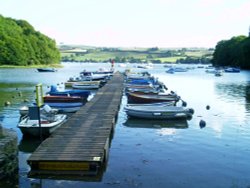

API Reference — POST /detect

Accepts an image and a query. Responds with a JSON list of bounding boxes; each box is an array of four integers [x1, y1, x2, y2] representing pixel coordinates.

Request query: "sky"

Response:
[[0, 0, 249, 48]]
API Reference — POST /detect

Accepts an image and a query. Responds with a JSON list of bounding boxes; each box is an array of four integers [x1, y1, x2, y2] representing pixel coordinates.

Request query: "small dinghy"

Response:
[[124, 105, 194, 120], [37, 68, 56, 72], [18, 105, 67, 137]]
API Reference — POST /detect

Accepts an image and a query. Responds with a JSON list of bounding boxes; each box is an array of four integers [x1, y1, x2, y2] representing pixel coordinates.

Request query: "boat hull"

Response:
[[18, 114, 67, 137], [44, 102, 83, 113], [65, 81, 101, 88], [44, 95, 84, 103], [127, 92, 180, 104], [47, 86, 91, 98], [124, 106, 193, 120], [37, 68, 56, 72], [72, 83, 100, 89]]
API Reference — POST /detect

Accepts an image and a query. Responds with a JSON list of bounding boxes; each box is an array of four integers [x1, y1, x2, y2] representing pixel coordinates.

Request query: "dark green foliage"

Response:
[[212, 35, 250, 69], [0, 15, 60, 66], [176, 56, 211, 64]]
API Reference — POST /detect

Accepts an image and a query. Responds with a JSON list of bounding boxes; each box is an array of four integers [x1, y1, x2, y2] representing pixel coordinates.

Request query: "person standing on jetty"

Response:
[[110, 59, 115, 71]]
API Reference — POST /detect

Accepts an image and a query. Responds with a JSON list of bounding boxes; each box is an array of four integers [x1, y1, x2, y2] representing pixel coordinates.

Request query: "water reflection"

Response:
[[0, 82, 35, 114], [215, 83, 247, 103], [123, 118, 188, 129], [0, 115, 4, 122], [245, 82, 250, 102], [215, 82, 250, 118], [18, 137, 42, 153]]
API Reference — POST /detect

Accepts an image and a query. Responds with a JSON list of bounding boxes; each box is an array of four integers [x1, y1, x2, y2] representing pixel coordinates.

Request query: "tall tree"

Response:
[[0, 15, 60, 66], [212, 35, 250, 69]]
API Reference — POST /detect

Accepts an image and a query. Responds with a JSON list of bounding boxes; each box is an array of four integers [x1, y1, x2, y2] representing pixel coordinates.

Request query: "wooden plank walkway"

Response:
[[28, 72, 124, 176]]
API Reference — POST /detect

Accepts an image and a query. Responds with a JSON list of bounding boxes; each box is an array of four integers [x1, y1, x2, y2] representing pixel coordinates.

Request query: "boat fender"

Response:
[[206, 105, 210, 110], [188, 108, 195, 114], [182, 100, 187, 107], [199, 120, 206, 128]]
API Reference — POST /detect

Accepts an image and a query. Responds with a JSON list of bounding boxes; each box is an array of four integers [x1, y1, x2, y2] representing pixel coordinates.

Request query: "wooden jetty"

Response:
[[28, 72, 124, 176]]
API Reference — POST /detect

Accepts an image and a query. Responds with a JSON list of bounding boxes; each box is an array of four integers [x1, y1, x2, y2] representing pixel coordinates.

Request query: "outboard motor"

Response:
[[50, 85, 58, 92]]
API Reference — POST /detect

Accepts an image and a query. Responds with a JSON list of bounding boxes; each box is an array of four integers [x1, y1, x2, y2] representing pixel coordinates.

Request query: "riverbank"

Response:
[[0, 64, 63, 69]]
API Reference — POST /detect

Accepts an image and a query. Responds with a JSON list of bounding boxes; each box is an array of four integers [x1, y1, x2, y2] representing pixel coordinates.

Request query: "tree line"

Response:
[[212, 35, 250, 69], [0, 15, 60, 66]]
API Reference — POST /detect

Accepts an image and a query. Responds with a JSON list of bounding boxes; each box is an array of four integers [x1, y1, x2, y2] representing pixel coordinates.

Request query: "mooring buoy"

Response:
[[4, 101, 11, 106], [182, 100, 187, 107], [199, 119, 206, 128]]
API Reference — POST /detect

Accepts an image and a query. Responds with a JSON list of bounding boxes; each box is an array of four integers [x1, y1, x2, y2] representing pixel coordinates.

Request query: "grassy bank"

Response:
[[0, 64, 63, 69]]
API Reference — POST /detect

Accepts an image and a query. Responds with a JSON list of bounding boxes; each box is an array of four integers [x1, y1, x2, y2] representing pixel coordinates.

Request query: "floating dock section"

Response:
[[28, 72, 124, 176]]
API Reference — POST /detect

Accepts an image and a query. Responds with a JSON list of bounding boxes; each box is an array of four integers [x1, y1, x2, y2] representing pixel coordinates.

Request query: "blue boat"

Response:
[[47, 85, 91, 99], [224, 67, 240, 73], [42, 102, 83, 113]]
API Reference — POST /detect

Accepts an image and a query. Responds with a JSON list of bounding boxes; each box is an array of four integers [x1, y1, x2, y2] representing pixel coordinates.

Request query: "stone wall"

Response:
[[0, 124, 18, 180]]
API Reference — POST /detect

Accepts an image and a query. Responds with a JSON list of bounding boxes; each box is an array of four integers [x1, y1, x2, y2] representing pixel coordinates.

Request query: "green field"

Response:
[[155, 56, 186, 63], [60, 46, 213, 64]]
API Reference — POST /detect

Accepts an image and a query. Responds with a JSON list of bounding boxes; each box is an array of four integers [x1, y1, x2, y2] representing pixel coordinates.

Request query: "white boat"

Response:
[[166, 67, 188, 74], [72, 83, 100, 89], [18, 105, 67, 137], [137, 64, 153, 69], [124, 105, 194, 119], [68, 71, 110, 82], [80, 71, 110, 81], [205, 69, 217, 74], [65, 81, 101, 88], [127, 101, 176, 107], [19, 105, 58, 116], [214, 70, 223, 77]]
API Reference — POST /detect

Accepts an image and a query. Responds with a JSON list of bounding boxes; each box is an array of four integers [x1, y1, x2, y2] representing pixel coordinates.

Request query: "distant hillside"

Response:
[[59, 45, 213, 64], [0, 15, 60, 66]]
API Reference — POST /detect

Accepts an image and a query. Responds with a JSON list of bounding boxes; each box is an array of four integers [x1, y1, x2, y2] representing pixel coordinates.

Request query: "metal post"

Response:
[[37, 106, 43, 142], [36, 83, 44, 142]]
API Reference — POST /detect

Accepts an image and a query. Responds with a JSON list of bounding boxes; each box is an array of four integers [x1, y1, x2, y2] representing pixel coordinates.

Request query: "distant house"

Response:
[[61, 48, 88, 54]]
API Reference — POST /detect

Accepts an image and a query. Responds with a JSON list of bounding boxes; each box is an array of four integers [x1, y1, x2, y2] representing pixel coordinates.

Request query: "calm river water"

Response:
[[0, 63, 250, 188]]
